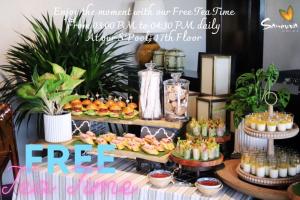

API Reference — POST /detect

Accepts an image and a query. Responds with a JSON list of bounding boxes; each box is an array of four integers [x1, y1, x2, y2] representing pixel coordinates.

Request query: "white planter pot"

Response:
[[44, 113, 72, 143]]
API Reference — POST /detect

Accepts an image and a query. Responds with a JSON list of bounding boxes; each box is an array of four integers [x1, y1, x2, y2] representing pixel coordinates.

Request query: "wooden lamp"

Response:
[[130, 0, 168, 66]]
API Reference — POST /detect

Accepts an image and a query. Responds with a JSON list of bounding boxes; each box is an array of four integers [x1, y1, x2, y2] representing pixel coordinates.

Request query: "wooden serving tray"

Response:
[[244, 124, 299, 139], [169, 152, 223, 168], [72, 115, 184, 129], [34, 137, 171, 164], [236, 164, 300, 187]]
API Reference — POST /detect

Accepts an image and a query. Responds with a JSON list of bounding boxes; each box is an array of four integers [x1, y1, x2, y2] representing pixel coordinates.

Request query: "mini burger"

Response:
[[93, 99, 104, 106], [128, 102, 138, 109], [84, 103, 98, 116], [117, 101, 126, 108], [71, 99, 82, 106], [82, 99, 92, 107], [71, 102, 83, 115], [122, 106, 138, 119], [106, 99, 115, 107], [63, 103, 72, 110], [109, 105, 122, 118], [97, 104, 110, 117]]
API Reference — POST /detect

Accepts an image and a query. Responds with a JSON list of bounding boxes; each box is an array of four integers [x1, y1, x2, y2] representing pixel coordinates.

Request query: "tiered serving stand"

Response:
[[236, 92, 300, 187]]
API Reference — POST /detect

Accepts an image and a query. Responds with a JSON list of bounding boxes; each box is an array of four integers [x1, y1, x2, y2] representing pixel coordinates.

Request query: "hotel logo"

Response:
[[261, 5, 298, 32]]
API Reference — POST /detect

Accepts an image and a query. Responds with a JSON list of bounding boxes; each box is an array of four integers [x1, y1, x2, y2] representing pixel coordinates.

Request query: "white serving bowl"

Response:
[[148, 170, 173, 188], [195, 177, 223, 196]]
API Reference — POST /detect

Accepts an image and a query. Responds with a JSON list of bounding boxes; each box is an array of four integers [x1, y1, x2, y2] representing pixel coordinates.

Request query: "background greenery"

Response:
[[0, 13, 138, 129], [226, 64, 290, 127]]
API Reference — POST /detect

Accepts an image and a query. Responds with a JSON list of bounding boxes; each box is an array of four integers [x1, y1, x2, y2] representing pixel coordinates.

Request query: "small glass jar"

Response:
[[138, 62, 163, 120], [250, 153, 257, 175], [288, 156, 297, 176], [295, 154, 300, 174], [278, 155, 288, 178], [163, 73, 190, 121], [269, 158, 279, 178], [242, 151, 251, 173], [256, 157, 266, 177]]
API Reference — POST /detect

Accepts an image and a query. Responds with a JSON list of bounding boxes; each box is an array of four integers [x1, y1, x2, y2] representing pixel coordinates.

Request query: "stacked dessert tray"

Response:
[[236, 93, 300, 187]]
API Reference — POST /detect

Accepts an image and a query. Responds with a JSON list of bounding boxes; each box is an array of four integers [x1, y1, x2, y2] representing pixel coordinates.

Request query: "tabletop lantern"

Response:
[[196, 96, 227, 123], [199, 54, 232, 96]]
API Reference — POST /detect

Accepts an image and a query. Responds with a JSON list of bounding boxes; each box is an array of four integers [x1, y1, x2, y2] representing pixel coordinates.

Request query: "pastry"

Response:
[[141, 144, 159, 155], [79, 133, 94, 145], [127, 141, 140, 152], [160, 138, 175, 150], [95, 137, 107, 145], [123, 133, 136, 139], [111, 139, 125, 150], [101, 132, 116, 142], [144, 135, 157, 144]]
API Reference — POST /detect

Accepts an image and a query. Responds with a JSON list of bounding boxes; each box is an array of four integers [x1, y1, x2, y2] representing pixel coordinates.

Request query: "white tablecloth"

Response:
[[12, 158, 250, 200]]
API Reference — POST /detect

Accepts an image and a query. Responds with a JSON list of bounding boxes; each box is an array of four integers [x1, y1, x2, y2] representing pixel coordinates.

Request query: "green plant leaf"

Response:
[[17, 84, 37, 100], [70, 66, 86, 79], [49, 62, 65, 74]]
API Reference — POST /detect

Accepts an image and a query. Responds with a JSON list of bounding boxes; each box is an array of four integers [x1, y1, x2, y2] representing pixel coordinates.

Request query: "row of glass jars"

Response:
[[138, 63, 190, 121], [244, 112, 294, 132], [241, 149, 300, 178]]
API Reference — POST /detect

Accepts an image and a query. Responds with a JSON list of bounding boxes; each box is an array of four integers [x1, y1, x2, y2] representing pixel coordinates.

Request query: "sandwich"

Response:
[[71, 101, 83, 115], [143, 135, 157, 144], [79, 133, 95, 145], [111, 139, 125, 150], [109, 105, 122, 118], [160, 138, 175, 151], [128, 102, 138, 109], [141, 144, 159, 155], [101, 132, 116, 142], [63, 103, 72, 110], [117, 101, 126, 108], [93, 100, 104, 106], [106, 99, 115, 108], [152, 140, 165, 152], [85, 104, 98, 116], [71, 99, 82, 106], [123, 133, 136, 139], [82, 99, 92, 107], [95, 137, 107, 145], [122, 106, 139, 119], [96, 104, 110, 117], [126, 141, 140, 152]]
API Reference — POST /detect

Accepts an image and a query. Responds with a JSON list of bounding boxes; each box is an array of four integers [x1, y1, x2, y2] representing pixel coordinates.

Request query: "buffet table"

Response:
[[12, 158, 250, 200]]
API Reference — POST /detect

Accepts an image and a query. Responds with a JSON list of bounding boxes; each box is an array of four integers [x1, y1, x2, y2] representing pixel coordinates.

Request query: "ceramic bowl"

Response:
[[195, 177, 223, 196], [148, 170, 173, 188]]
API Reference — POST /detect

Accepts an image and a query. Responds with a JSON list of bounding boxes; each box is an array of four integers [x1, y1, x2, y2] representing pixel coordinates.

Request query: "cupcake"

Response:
[[267, 121, 277, 132], [256, 120, 266, 131]]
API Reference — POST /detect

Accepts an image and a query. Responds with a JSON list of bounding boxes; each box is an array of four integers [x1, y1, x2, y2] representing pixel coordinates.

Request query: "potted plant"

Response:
[[17, 62, 86, 143], [226, 64, 290, 128]]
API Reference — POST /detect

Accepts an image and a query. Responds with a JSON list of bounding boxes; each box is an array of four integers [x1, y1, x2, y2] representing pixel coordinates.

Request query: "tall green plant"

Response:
[[227, 64, 290, 127], [0, 13, 138, 128], [0, 13, 137, 102]]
